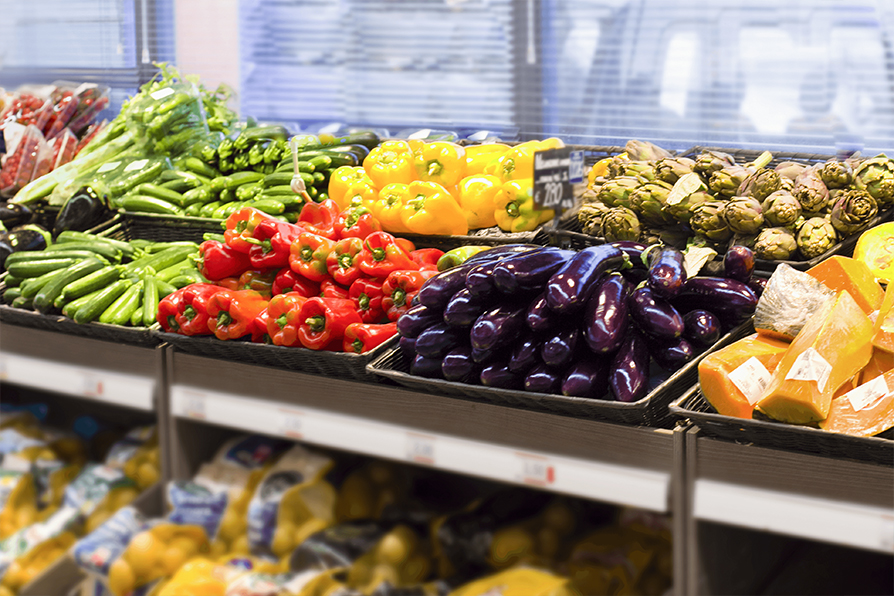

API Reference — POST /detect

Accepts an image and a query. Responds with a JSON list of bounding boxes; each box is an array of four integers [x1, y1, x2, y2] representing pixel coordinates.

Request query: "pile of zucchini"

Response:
[[2, 232, 203, 327]]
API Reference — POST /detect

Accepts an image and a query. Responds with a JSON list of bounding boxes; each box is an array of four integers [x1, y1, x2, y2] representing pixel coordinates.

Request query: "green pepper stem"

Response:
[[392, 288, 406, 307], [507, 202, 520, 217], [305, 314, 326, 332], [352, 338, 364, 354], [338, 253, 354, 270], [276, 314, 288, 329], [217, 311, 233, 327], [372, 247, 385, 261], [358, 294, 370, 310], [427, 161, 443, 177], [300, 245, 314, 262], [167, 315, 179, 330], [183, 305, 196, 321]]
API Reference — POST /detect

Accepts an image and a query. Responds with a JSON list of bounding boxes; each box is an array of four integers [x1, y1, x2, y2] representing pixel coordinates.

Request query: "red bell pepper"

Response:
[[246, 219, 305, 269], [272, 268, 320, 298], [176, 283, 226, 336], [216, 277, 241, 291], [343, 322, 398, 354], [206, 289, 270, 340], [357, 232, 419, 278], [251, 309, 271, 344], [381, 269, 439, 321], [237, 269, 276, 298], [395, 237, 416, 253], [297, 199, 340, 240], [408, 248, 444, 271], [326, 237, 364, 286], [334, 204, 382, 240], [289, 233, 336, 282], [157, 287, 187, 332], [224, 208, 270, 253], [320, 278, 350, 300], [266, 292, 309, 347], [197, 240, 252, 281], [297, 297, 362, 351], [349, 277, 386, 324]]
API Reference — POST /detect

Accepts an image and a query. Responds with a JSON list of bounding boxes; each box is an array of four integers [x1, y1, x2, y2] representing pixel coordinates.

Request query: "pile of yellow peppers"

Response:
[[327, 137, 566, 235]]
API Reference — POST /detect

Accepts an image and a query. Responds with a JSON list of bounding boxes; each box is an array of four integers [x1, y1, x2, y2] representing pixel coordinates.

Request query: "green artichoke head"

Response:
[[728, 232, 759, 251], [796, 217, 839, 259], [708, 165, 750, 198], [830, 189, 878, 235], [778, 176, 795, 193], [618, 160, 656, 181], [665, 172, 710, 223], [689, 200, 733, 242], [655, 157, 696, 185], [578, 200, 611, 236], [693, 150, 736, 175], [737, 167, 782, 202], [624, 139, 673, 162], [630, 180, 675, 226], [753, 227, 798, 261], [761, 190, 802, 227], [793, 166, 830, 214], [854, 155, 894, 206], [775, 161, 808, 181], [819, 159, 854, 189], [596, 176, 641, 209], [600, 207, 641, 241], [721, 196, 765, 235]]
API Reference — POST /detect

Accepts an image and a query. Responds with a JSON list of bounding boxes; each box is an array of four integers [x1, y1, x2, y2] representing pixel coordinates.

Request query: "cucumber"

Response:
[[159, 179, 193, 193], [140, 276, 160, 328], [20, 268, 69, 301], [108, 161, 165, 197], [44, 242, 121, 262], [200, 201, 223, 218], [158, 169, 210, 189], [119, 195, 184, 216], [100, 280, 142, 325], [261, 172, 296, 189], [185, 203, 204, 217], [250, 199, 286, 215], [308, 155, 333, 171], [7, 257, 83, 280], [258, 185, 298, 197], [3, 275, 23, 288], [57, 264, 123, 306], [182, 157, 220, 179], [136, 183, 185, 206], [182, 186, 213, 206], [34, 258, 106, 313], [3, 287, 22, 304], [235, 183, 261, 202], [219, 171, 265, 192], [74, 279, 131, 324], [312, 171, 325, 185]]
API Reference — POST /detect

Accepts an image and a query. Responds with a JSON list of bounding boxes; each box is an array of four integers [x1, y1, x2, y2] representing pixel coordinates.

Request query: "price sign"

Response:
[[81, 372, 103, 397], [406, 432, 435, 465], [517, 453, 555, 487], [279, 409, 305, 439], [532, 148, 584, 213], [181, 390, 207, 420]]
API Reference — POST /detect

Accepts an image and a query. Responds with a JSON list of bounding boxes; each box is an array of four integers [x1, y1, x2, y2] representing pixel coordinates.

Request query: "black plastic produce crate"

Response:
[[670, 386, 894, 467], [366, 321, 753, 427], [103, 211, 223, 243], [29, 203, 121, 237]]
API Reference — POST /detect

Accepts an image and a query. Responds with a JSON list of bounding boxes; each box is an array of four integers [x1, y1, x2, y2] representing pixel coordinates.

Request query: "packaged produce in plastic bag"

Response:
[[73, 506, 148, 594], [154, 555, 291, 596], [0, 86, 53, 128], [104, 425, 160, 491], [167, 435, 289, 558], [48, 128, 79, 171], [124, 81, 209, 155], [449, 567, 575, 596], [334, 461, 408, 524], [0, 125, 49, 197], [67, 83, 111, 136]]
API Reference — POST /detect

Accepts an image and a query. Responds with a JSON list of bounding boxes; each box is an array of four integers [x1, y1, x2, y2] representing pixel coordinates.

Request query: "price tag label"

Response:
[[881, 513, 894, 553], [0, 355, 8, 381], [279, 409, 305, 439], [181, 390, 206, 420], [81, 372, 103, 397], [532, 148, 584, 214], [150, 87, 175, 101], [517, 453, 555, 487], [406, 432, 435, 465]]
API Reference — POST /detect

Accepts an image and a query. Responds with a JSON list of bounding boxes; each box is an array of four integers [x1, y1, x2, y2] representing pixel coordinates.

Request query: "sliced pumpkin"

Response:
[[820, 368, 894, 437], [806, 256, 883, 314]]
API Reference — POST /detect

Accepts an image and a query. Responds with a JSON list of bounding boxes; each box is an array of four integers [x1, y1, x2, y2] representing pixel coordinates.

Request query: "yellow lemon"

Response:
[[126, 531, 163, 580], [108, 559, 136, 596], [136, 462, 159, 489], [113, 486, 141, 510]]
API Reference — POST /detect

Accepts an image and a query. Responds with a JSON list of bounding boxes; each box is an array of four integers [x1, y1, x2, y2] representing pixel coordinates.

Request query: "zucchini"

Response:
[[218, 188, 236, 204], [183, 157, 220, 179], [45, 242, 122, 262], [3, 275, 23, 288], [320, 131, 380, 149], [100, 280, 142, 325], [312, 171, 326, 185], [169, 270, 207, 288], [181, 186, 213, 206], [7, 257, 83, 279], [54, 232, 138, 260], [261, 172, 296, 189], [57, 264, 123, 306], [200, 201, 223, 218], [5, 251, 108, 266], [12, 296, 32, 309], [62, 291, 99, 318], [185, 203, 204, 217], [281, 212, 299, 224], [34, 258, 106, 313], [108, 161, 165, 197], [156, 258, 195, 283], [126, 245, 197, 275], [74, 279, 131, 324], [308, 155, 333, 171], [119, 195, 184, 216], [258, 185, 299, 197], [218, 171, 265, 192], [20, 268, 69, 301], [235, 183, 261, 202], [136, 183, 185, 206], [235, 125, 290, 151], [158, 169, 210, 189], [251, 199, 286, 215], [3, 287, 22, 304], [141, 275, 160, 328], [159, 178, 193, 193]]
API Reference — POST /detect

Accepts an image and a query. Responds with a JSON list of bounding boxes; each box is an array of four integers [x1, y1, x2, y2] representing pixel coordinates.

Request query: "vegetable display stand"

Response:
[[398, 226, 551, 252], [366, 321, 752, 427], [107, 211, 223, 243], [670, 386, 893, 467]]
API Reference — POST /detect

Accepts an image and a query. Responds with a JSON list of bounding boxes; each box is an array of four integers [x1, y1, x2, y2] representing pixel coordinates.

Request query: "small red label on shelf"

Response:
[[81, 372, 103, 397], [517, 452, 555, 487], [181, 390, 207, 420], [406, 432, 436, 465], [279, 409, 304, 439]]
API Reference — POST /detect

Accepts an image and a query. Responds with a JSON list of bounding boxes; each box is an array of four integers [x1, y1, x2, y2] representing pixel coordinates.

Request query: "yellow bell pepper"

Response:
[[401, 181, 469, 236], [458, 174, 502, 229], [588, 157, 614, 187], [413, 141, 466, 188], [494, 178, 555, 233], [373, 183, 412, 234], [343, 178, 379, 210], [363, 140, 416, 188], [328, 166, 372, 210], [499, 138, 566, 182], [465, 143, 510, 176]]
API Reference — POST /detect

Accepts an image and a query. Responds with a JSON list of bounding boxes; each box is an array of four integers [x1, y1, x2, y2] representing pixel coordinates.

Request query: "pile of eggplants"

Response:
[[395, 242, 761, 403]]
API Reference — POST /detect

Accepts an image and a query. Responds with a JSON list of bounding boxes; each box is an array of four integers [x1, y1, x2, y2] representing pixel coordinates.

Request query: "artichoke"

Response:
[[854, 155, 894, 206], [829, 189, 878, 235], [761, 190, 802, 227], [580, 187, 601, 205], [708, 165, 750, 198], [793, 166, 830, 214], [753, 227, 798, 261], [625, 139, 673, 162], [690, 201, 733, 242], [600, 207, 641, 241], [596, 176, 641, 209], [819, 159, 854, 189], [693, 150, 736, 176], [737, 167, 782, 202], [775, 161, 808, 181], [578, 201, 611, 236], [796, 217, 839, 259], [728, 233, 759, 251], [630, 180, 675, 226], [778, 176, 795, 193], [721, 196, 765, 234], [655, 157, 696, 185], [618, 160, 656, 181], [665, 172, 710, 224]]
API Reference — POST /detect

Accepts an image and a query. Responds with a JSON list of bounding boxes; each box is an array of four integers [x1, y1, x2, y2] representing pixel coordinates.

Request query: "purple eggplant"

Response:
[[629, 285, 684, 340], [562, 359, 610, 399], [682, 309, 721, 348], [418, 256, 499, 310], [526, 291, 561, 333], [609, 331, 651, 402], [611, 241, 649, 268], [465, 259, 503, 299], [647, 246, 687, 299], [397, 303, 444, 339], [671, 277, 758, 324], [415, 323, 467, 359], [471, 346, 499, 365], [622, 267, 649, 286], [508, 334, 542, 374], [411, 354, 443, 378], [524, 363, 563, 394], [480, 363, 523, 389], [545, 244, 628, 314], [747, 276, 767, 298], [723, 245, 754, 283], [466, 244, 538, 263], [470, 303, 526, 351], [444, 288, 488, 327], [492, 247, 574, 294], [541, 327, 580, 369], [442, 345, 480, 383], [398, 335, 417, 360], [650, 337, 696, 372], [583, 272, 630, 354]]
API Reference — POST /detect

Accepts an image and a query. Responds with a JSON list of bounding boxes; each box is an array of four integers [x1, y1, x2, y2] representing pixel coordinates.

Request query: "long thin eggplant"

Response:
[[541, 327, 580, 369], [396, 303, 443, 339], [470, 303, 526, 351], [682, 309, 721, 348], [471, 346, 499, 365], [583, 272, 630, 354], [414, 323, 467, 359], [441, 345, 480, 383], [747, 276, 767, 298], [562, 358, 610, 399], [411, 354, 443, 379], [650, 337, 696, 372], [611, 241, 649, 268], [647, 246, 686, 298], [670, 277, 758, 323], [444, 288, 489, 327], [545, 244, 627, 313], [723, 245, 754, 283], [480, 363, 522, 389], [609, 331, 651, 402], [524, 363, 562, 394], [418, 256, 500, 310], [629, 285, 684, 340], [508, 334, 542, 374], [526, 291, 559, 333], [465, 259, 503, 299], [465, 244, 538, 263], [492, 247, 574, 294]]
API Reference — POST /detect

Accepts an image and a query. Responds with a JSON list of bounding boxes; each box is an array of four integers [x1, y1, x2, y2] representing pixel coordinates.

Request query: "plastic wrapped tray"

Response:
[[0, 302, 158, 347], [367, 321, 753, 426], [669, 386, 894, 467], [154, 331, 391, 382]]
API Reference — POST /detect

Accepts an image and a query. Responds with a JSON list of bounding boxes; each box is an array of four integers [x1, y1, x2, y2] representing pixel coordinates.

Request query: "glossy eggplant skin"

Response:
[[650, 337, 696, 372], [398, 335, 417, 359], [470, 303, 526, 351], [525, 291, 559, 334], [747, 276, 767, 298], [53, 186, 109, 237], [562, 359, 610, 399], [647, 246, 687, 299], [508, 334, 542, 374], [629, 285, 684, 340], [418, 256, 499, 310], [397, 303, 444, 339], [7, 225, 50, 253], [492, 247, 574, 294], [583, 272, 630, 354], [465, 259, 503, 300], [441, 345, 480, 383], [611, 241, 649, 268], [723, 245, 754, 283], [471, 346, 499, 365], [444, 288, 488, 327], [670, 277, 758, 324], [480, 363, 522, 389], [0, 235, 12, 271], [411, 354, 443, 378], [524, 363, 562, 394], [609, 331, 651, 403], [541, 327, 580, 369], [0, 202, 32, 229], [414, 323, 467, 359], [545, 245, 627, 313], [466, 244, 538, 263], [682, 309, 721, 348]]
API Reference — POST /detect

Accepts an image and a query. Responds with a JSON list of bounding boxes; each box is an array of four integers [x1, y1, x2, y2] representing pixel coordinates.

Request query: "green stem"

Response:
[[305, 314, 326, 333], [217, 311, 232, 326]]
